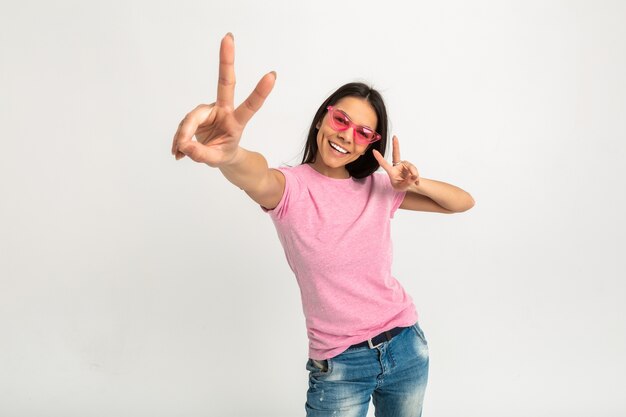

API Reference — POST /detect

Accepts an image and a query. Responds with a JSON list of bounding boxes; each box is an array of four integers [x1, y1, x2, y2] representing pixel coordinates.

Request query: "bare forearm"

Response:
[[409, 178, 475, 212], [218, 147, 271, 192]]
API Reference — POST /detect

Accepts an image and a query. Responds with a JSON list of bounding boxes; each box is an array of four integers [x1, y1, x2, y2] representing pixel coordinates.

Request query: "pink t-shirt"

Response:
[[262, 163, 418, 360]]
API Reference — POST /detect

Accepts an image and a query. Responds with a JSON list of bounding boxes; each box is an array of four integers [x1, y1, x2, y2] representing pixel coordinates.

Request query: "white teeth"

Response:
[[330, 141, 348, 154]]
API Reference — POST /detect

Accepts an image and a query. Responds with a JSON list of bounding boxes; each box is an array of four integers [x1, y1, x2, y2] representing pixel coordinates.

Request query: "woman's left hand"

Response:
[[372, 135, 420, 192]]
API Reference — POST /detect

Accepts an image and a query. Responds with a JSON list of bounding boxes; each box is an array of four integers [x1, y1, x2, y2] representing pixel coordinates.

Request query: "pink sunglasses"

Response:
[[326, 106, 382, 145]]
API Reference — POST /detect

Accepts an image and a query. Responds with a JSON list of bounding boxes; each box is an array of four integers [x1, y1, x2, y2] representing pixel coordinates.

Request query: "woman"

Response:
[[172, 32, 474, 417]]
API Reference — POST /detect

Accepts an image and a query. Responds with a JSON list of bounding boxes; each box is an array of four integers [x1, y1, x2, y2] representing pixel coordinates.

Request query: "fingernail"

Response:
[[270, 71, 277, 79], [226, 32, 234, 40]]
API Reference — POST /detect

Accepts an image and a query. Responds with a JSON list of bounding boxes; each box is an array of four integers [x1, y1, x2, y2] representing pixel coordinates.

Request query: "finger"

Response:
[[177, 139, 211, 163], [234, 71, 277, 126], [372, 149, 393, 174], [172, 105, 214, 158], [216, 33, 236, 108], [172, 133, 185, 159], [171, 131, 178, 156], [399, 162, 412, 179], [172, 117, 195, 159], [411, 164, 420, 185], [392, 135, 401, 164], [402, 161, 420, 185], [405, 161, 419, 179]]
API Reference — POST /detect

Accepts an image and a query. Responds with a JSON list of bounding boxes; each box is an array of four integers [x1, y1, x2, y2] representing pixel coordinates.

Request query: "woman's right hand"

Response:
[[171, 33, 276, 167]]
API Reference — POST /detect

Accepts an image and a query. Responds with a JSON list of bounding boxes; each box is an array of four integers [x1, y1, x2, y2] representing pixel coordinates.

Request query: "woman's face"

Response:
[[312, 96, 378, 179]]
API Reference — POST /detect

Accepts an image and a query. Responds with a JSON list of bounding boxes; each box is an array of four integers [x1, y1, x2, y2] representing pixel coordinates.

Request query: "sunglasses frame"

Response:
[[325, 106, 382, 145]]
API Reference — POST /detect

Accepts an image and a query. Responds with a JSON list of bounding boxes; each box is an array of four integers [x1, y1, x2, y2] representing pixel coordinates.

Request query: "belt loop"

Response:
[[368, 338, 383, 349]]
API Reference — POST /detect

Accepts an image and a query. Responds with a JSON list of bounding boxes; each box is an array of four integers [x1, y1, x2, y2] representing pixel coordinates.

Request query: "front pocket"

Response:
[[312, 359, 328, 372], [412, 322, 428, 345], [306, 358, 332, 377]]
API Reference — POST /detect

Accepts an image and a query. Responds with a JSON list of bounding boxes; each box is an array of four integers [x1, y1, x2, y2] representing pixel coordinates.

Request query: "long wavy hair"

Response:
[[301, 82, 389, 179]]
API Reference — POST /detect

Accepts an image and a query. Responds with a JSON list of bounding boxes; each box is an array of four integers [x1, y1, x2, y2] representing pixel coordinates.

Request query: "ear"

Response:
[[316, 121, 321, 129]]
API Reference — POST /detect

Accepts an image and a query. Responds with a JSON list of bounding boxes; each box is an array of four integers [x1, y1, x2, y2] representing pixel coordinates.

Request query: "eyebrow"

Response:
[[336, 108, 376, 130]]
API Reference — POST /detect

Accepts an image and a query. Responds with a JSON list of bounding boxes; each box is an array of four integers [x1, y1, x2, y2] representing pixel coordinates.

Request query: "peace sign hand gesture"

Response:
[[171, 33, 276, 167], [372, 136, 421, 192]]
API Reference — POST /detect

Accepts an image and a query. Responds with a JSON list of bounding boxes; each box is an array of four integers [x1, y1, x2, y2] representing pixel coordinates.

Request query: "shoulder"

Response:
[[261, 164, 308, 219], [272, 163, 308, 177], [268, 164, 309, 196]]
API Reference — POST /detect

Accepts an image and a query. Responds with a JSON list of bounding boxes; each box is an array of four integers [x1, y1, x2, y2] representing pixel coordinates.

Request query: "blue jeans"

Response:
[[305, 322, 429, 417]]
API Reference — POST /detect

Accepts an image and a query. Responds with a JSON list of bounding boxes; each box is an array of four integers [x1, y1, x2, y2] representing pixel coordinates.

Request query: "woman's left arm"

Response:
[[372, 135, 475, 214], [399, 179, 475, 213]]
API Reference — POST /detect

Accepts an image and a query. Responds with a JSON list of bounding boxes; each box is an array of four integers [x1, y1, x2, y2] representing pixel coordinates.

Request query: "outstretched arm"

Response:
[[400, 179, 474, 213], [373, 136, 475, 214], [171, 33, 285, 210]]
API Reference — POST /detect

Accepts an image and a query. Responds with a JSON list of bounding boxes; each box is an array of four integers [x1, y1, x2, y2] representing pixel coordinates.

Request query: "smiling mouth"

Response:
[[329, 141, 349, 154]]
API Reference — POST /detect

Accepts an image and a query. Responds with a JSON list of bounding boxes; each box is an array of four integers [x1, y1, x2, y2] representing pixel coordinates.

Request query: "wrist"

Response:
[[407, 180, 425, 195], [221, 146, 246, 168]]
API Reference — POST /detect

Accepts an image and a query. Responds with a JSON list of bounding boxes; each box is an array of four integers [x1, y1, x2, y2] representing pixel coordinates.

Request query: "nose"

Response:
[[336, 126, 355, 144]]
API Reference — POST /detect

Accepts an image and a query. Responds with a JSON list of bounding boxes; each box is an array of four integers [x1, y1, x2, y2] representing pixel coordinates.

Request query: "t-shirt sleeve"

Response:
[[260, 166, 301, 221], [390, 188, 406, 218], [374, 172, 407, 219]]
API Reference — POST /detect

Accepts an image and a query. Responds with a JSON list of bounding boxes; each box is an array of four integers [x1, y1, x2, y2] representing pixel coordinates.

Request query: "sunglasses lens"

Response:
[[331, 111, 350, 129], [356, 128, 375, 143]]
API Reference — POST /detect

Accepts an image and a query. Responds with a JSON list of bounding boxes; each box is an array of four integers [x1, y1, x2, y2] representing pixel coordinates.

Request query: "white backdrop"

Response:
[[1, 1, 625, 416]]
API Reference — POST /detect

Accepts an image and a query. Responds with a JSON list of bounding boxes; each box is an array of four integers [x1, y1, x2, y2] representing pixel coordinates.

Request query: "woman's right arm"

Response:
[[171, 32, 284, 210], [219, 147, 285, 210]]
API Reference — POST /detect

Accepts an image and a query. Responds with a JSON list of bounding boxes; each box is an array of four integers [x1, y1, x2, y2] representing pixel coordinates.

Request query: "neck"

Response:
[[309, 161, 350, 179]]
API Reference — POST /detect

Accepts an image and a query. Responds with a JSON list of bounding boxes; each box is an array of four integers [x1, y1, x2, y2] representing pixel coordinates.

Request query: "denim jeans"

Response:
[[305, 322, 429, 417]]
